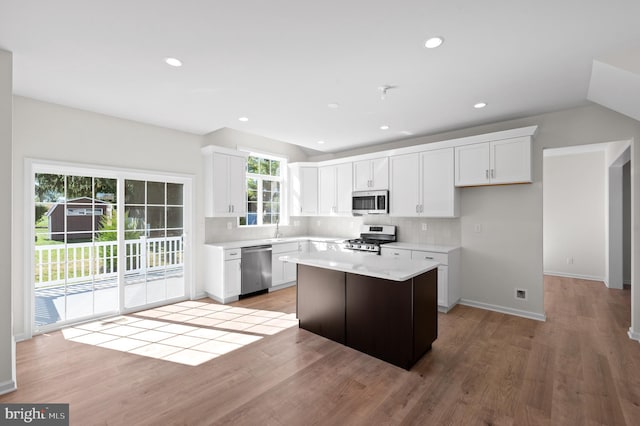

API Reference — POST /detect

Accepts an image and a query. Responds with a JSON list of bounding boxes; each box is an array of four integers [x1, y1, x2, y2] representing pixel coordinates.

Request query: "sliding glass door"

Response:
[[34, 173, 119, 327], [33, 166, 189, 332], [123, 179, 185, 309]]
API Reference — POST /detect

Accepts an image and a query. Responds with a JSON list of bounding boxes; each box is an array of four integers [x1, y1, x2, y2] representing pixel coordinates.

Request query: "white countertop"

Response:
[[383, 242, 460, 253], [280, 251, 439, 282], [205, 236, 346, 250]]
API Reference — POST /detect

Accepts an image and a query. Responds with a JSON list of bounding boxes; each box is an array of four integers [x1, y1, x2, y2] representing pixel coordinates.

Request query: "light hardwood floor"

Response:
[[2, 276, 639, 425]]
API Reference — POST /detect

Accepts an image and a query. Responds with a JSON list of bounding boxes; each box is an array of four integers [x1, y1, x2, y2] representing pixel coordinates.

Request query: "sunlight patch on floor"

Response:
[[62, 300, 298, 366]]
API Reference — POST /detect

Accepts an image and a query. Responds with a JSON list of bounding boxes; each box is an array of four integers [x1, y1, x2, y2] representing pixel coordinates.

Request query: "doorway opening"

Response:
[[542, 141, 631, 298]]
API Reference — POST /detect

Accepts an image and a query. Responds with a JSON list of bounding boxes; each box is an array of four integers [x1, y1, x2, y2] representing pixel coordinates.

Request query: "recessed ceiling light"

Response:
[[317, 140, 325, 145], [474, 102, 487, 109], [164, 57, 183, 67], [327, 103, 340, 109], [424, 37, 444, 49], [380, 125, 390, 130], [238, 117, 249, 122]]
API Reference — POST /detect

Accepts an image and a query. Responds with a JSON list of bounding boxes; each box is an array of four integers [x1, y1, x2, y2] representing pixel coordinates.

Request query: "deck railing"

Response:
[[35, 236, 183, 288]]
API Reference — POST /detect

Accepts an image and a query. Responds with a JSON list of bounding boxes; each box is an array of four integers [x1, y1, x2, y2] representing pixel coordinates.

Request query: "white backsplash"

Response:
[[306, 215, 461, 246], [206, 215, 460, 246], [304, 217, 363, 239], [204, 217, 310, 243]]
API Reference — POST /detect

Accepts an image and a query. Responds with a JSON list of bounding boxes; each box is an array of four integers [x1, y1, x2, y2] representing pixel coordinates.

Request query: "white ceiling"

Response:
[[1, 1, 640, 153]]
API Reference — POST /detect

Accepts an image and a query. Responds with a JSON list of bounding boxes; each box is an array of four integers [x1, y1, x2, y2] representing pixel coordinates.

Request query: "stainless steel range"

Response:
[[345, 225, 396, 255]]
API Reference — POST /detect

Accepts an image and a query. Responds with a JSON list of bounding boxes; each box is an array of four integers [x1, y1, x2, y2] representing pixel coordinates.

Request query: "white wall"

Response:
[[543, 151, 606, 281], [311, 104, 640, 323], [12, 97, 205, 339], [624, 161, 631, 284], [0, 50, 16, 394]]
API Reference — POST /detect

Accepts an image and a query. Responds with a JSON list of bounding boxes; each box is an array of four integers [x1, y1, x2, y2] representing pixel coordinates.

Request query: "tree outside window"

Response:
[[239, 155, 284, 226]]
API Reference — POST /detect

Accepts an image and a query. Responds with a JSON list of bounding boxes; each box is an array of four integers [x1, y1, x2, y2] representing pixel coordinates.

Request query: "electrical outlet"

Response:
[[474, 224, 482, 233], [226, 222, 232, 230], [566, 257, 574, 265], [421, 223, 428, 231], [515, 288, 527, 300], [293, 220, 300, 227]]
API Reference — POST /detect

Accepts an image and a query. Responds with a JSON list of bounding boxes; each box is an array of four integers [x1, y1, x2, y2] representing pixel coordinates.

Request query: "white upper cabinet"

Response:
[[353, 157, 389, 191], [390, 148, 459, 217], [454, 136, 531, 186], [421, 148, 459, 217], [289, 164, 318, 216], [203, 146, 248, 217], [319, 162, 353, 216], [389, 153, 420, 216]]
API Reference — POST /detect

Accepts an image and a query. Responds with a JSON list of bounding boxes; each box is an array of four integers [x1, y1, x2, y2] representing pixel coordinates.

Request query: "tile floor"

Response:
[[62, 300, 298, 366]]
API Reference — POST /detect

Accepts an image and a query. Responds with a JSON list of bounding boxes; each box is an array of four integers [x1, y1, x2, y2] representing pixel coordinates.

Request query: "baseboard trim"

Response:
[[193, 292, 207, 300], [14, 333, 28, 343], [459, 299, 546, 322], [0, 380, 17, 396], [203, 292, 238, 305], [544, 271, 605, 283], [269, 282, 296, 292], [628, 328, 640, 342]]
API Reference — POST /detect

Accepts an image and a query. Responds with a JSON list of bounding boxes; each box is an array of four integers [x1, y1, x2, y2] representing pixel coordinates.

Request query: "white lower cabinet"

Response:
[[381, 247, 411, 259], [224, 258, 241, 299], [271, 241, 307, 288], [272, 241, 307, 288], [381, 246, 460, 312], [204, 246, 242, 304]]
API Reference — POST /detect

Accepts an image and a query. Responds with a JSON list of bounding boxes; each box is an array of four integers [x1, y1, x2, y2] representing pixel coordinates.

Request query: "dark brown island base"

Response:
[[296, 263, 438, 370]]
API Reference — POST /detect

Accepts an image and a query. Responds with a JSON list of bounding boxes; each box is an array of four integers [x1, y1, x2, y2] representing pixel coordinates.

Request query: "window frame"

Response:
[[238, 152, 287, 227]]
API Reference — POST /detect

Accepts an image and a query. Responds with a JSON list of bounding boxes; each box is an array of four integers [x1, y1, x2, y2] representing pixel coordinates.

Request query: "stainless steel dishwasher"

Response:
[[241, 245, 272, 296]]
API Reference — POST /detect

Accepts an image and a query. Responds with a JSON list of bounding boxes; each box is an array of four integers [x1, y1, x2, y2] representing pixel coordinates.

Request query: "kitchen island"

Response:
[[281, 251, 439, 370]]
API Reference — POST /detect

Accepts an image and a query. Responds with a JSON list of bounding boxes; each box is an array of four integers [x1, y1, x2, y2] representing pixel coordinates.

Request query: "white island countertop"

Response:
[[280, 251, 439, 282]]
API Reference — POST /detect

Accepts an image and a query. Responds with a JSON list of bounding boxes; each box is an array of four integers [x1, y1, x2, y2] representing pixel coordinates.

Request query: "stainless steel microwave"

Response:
[[352, 190, 389, 215]]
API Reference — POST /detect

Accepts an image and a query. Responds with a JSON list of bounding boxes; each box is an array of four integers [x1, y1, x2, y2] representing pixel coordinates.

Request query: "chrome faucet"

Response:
[[275, 219, 282, 239]]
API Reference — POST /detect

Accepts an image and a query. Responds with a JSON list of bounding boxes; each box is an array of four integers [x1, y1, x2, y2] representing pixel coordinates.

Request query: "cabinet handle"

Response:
[[485, 169, 489, 179], [491, 169, 495, 178], [424, 256, 433, 260], [415, 205, 419, 213], [420, 205, 424, 213]]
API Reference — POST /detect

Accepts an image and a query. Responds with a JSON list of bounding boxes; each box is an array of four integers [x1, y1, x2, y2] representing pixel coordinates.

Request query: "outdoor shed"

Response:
[[46, 198, 110, 241]]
